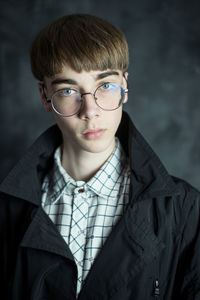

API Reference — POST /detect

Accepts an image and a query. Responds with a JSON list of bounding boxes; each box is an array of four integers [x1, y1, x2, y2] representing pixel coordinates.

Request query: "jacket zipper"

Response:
[[153, 279, 160, 299], [153, 254, 160, 299]]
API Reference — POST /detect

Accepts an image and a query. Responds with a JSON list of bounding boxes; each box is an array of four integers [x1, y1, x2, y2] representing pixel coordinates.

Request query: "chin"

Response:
[[80, 138, 115, 154]]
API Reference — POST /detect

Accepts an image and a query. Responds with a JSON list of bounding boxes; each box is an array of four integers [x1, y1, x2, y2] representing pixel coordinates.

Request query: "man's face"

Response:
[[39, 65, 128, 157]]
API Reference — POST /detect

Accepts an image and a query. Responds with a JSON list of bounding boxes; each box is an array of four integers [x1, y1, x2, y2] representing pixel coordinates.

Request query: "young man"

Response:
[[1, 14, 200, 300]]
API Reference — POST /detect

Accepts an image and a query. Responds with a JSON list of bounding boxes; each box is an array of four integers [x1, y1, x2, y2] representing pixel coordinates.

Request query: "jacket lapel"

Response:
[[20, 206, 74, 261], [79, 198, 165, 298]]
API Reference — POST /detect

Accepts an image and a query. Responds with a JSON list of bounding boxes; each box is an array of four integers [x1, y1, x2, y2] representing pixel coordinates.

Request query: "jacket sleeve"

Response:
[[0, 194, 32, 299], [175, 184, 200, 299], [0, 194, 12, 299]]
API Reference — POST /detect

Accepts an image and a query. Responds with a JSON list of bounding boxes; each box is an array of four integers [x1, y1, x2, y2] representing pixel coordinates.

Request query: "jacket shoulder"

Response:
[[172, 175, 200, 202]]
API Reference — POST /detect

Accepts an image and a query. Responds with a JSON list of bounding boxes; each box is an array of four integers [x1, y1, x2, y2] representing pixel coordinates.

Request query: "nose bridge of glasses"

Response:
[[81, 92, 96, 100]]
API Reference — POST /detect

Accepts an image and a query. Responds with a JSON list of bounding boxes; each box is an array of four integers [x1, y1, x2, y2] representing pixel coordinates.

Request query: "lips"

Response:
[[83, 129, 105, 140]]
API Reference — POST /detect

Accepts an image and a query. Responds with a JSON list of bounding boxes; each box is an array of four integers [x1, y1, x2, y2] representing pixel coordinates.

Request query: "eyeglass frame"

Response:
[[41, 75, 128, 117]]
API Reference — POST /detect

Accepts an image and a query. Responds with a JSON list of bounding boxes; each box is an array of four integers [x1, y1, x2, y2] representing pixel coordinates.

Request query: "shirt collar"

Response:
[[42, 147, 82, 204], [87, 139, 128, 198], [43, 138, 128, 204]]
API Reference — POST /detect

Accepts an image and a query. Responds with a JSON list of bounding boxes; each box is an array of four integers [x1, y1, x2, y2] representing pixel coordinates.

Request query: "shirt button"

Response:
[[78, 188, 85, 193], [89, 257, 93, 262]]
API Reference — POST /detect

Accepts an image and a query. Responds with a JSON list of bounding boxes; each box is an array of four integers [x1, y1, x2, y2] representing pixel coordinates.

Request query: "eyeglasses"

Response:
[[46, 83, 128, 117]]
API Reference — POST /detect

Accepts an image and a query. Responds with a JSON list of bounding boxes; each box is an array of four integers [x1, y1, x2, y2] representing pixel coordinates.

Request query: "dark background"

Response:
[[0, 0, 200, 189]]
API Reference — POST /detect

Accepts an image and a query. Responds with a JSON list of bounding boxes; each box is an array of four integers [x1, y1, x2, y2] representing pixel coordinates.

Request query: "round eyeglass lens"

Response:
[[95, 83, 124, 110], [52, 89, 82, 116]]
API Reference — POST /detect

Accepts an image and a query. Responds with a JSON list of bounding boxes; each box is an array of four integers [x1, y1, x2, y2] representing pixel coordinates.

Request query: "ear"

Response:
[[123, 71, 128, 104], [38, 82, 52, 112], [123, 71, 128, 82]]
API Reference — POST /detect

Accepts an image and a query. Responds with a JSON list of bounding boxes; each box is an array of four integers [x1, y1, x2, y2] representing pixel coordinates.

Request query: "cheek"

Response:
[[109, 108, 122, 130], [54, 115, 78, 137]]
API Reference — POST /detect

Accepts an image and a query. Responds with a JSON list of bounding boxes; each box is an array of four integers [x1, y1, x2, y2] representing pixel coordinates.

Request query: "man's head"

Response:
[[30, 14, 129, 162], [30, 14, 129, 81]]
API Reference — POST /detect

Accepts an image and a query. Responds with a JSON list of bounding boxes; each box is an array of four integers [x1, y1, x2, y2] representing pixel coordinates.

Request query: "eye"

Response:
[[100, 83, 112, 90], [59, 89, 76, 96]]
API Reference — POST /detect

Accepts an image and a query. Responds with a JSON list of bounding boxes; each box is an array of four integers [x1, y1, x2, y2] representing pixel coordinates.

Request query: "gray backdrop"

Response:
[[0, 0, 200, 189]]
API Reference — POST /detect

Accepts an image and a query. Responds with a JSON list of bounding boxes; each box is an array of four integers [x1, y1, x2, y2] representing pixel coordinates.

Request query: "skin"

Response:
[[38, 65, 128, 182]]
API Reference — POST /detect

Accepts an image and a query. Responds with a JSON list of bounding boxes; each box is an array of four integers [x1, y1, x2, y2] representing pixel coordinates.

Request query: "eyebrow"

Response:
[[50, 70, 120, 86], [96, 70, 120, 80]]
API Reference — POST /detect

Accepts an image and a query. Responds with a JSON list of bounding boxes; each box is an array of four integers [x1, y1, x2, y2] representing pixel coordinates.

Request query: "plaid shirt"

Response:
[[41, 138, 130, 296]]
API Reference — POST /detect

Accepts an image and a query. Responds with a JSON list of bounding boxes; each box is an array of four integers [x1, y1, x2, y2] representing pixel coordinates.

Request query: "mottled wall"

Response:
[[0, 0, 200, 189]]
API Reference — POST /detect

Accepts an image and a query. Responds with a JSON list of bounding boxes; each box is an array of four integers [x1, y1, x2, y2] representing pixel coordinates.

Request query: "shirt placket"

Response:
[[69, 187, 89, 295]]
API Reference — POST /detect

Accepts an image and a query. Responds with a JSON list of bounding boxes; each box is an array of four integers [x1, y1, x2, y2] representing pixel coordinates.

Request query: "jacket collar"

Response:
[[0, 111, 180, 205], [0, 125, 62, 204], [117, 112, 180, 203]]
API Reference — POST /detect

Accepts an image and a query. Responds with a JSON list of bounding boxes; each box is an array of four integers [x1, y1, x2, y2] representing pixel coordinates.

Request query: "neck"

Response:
[[61, 141, 116, 182]]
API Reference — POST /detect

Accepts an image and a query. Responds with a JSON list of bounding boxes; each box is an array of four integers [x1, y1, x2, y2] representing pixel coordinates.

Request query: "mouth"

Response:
[[82, 129, 105, 140]]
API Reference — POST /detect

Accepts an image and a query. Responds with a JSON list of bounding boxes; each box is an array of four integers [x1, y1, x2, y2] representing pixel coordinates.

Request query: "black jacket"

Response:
[[1, 112, 200, 300]]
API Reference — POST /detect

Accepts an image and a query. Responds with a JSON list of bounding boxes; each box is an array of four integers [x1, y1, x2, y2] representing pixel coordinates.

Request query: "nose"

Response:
[[78, 93, 100, 120]]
